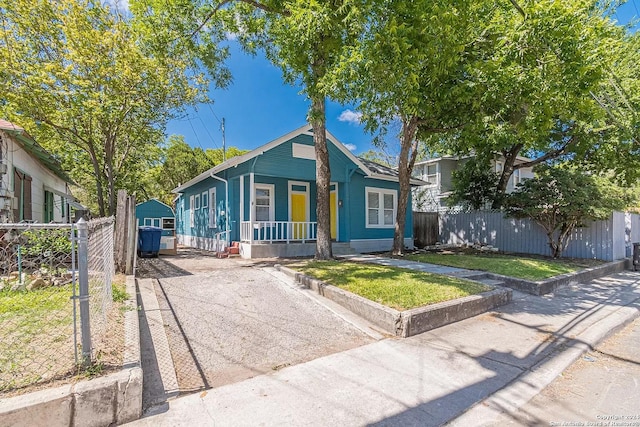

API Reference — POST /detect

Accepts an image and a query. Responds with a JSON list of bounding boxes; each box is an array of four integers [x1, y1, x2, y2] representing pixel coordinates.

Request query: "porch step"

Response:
[[332, 243, 357, 256]]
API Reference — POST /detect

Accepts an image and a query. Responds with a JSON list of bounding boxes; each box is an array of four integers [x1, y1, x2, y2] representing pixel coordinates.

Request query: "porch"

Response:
[[240, 220, 318, 244]]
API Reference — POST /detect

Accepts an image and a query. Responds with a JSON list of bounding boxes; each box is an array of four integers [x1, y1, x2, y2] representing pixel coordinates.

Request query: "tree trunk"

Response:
[[87, 144, 106, 217], [492, 144, 522, 209], [392, 116, 420, 256], [310, 96, 333, 260]]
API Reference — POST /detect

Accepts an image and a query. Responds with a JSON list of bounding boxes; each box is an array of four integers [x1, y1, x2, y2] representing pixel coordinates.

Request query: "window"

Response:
[[208, 188, 217, 228], [513, 169, 521, 186], [194, 194, 201, 210], [254, 184, 274, 222], [162, 217, 175, 230], [144, 218, 160, 227], [366, 187, 396, 228], [201, 191, 208, 209], [189, 195, 195, 228], [425, 164, 438, 185], [13, 168, 32, 221], [495, 161, 503, 173], [44, 190, 54, 222]]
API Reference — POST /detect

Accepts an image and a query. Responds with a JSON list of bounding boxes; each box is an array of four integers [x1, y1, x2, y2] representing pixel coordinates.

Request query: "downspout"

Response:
[[344, 166, 358, 243], [210, 172, 229, 246]]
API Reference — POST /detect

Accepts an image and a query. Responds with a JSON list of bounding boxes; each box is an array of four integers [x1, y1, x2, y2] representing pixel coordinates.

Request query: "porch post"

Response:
[[239, 175, 244, 222], [249, 172, 254, 244]]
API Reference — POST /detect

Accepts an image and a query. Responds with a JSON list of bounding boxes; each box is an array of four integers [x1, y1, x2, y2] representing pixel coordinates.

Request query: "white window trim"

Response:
[[365, 187, 397, 229], [288, 181, 310, 222], [194, 194, 201, 210], [513, 169, 521, 186], [161, 217, 175, 230], [143, 217, 161, 227], [201, 191, 208, 209], [209, 187, 217, 228], [254, 183, 275, 222], [189, 195, 195, 228], [495, 161, 504, 173]]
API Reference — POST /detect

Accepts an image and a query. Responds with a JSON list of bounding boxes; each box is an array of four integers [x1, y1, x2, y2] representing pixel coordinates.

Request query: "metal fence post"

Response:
[[77, 218, 92, 365]]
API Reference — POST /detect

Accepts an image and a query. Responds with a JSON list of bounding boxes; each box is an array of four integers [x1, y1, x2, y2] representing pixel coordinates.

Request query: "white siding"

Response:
[[2, 131, 70, 222]]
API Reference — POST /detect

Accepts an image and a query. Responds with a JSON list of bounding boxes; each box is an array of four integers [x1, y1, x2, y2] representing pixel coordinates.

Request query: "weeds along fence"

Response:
[[0, 217, 115, 394]]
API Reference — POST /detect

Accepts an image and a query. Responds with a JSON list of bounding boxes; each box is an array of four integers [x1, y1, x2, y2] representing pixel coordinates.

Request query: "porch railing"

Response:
[[240, 221, 318, 243]]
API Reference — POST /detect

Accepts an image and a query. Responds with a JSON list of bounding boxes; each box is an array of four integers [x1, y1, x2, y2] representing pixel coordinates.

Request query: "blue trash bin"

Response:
[[138, 226, 162, 258]]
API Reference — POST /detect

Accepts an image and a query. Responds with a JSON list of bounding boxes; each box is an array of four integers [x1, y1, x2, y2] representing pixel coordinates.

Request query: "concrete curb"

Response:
[[275, 265, 512, 337], [448, 293, 640, 426], [0, 275, 143, 427], [137, 278, 180, 402], [476, 259, 627, 295]]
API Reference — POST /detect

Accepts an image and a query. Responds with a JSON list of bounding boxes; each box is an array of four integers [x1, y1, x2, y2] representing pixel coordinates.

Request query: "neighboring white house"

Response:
[[0, 119, 80, 223], [412, 155, 535, 212]]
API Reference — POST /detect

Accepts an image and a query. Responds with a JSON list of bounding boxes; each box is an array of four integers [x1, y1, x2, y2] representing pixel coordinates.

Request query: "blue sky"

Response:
[[164, 2, 640, 158], [165, 42, 369, 155]]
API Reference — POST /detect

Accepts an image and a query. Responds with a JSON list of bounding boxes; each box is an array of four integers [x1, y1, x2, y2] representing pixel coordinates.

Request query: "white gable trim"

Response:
[[172, 124, 398, 193], [136, 198, 176, 215]]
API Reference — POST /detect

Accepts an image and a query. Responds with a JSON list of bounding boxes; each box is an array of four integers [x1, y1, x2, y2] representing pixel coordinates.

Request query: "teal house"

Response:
[[173, 125, 422, 258]]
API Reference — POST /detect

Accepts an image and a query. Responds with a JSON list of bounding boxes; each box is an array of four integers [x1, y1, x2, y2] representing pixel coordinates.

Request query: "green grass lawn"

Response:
[[292, 261, 488, 311], [0, 284, 75, 392], [405, 252, 598, 281]]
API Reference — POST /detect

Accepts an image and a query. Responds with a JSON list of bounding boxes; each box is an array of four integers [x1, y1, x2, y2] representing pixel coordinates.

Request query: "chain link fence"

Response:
[[87, 217, 115, 342], [0, 218, 116, 395]]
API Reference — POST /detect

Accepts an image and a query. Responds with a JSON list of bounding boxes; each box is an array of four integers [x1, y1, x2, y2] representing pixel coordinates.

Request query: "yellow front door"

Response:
[[291, 193, 307, 239], [330, 190, 337, 240]]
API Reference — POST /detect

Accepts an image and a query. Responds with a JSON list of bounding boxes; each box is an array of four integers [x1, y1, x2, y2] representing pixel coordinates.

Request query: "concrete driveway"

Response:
[[136, 249, 374, 408]]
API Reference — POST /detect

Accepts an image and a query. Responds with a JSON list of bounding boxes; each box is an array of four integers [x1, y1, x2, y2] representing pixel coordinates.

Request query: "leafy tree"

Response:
[[504, 165, 633, 258], [333, 0, 479, 255], [442, 0, 629, 208], [141, 0, 368, 259], [0, 0, 214, 216], [358, 149, 396, 168], [448, 157, 500, 211], [136, 135, 248, 204]]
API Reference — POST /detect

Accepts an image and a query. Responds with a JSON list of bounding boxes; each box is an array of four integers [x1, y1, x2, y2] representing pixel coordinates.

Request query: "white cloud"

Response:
[[338, 109, 362, 124], [344, 143, 357, 152], [225, 32, 238, 41]]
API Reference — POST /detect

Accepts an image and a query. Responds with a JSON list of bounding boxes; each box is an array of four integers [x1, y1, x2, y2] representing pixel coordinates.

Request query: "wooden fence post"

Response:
[[125, 195, 137, 275], [114, 190, 128, 273]]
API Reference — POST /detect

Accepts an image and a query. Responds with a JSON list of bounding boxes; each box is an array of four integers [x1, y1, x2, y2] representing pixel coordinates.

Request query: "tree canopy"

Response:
[[431, 0, 632, 208], [0, 0, 217, 215]]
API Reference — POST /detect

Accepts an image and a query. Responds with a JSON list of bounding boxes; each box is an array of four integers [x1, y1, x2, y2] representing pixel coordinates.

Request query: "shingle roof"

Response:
[[0, 119, 74, 184]]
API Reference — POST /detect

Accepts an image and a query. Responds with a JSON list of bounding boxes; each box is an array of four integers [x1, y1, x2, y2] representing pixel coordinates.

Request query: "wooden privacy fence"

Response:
[[438, 211, 640, 261], [413, 212, 439, 247]]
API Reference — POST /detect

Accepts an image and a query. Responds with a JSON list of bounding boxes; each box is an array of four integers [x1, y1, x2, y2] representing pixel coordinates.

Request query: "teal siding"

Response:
[[347, 174, 413, 240], [175, 130, 413, 248], [135, 199, 175, 236], [179, 176, 227, 238]]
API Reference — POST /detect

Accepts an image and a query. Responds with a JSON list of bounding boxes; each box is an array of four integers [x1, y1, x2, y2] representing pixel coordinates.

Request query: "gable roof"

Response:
[[0, 119, 74, 184], [173, 124, 423, 192], [136, 198, 175, 215]]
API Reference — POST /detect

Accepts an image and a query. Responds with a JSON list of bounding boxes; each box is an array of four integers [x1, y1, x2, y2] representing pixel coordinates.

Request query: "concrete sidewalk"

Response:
[[127, 270, 640, 427]]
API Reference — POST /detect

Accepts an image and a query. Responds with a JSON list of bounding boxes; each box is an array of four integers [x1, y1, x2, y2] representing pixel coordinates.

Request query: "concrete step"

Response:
[[475, 278, 506, 287]]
